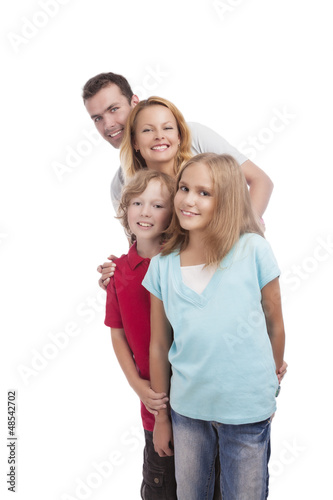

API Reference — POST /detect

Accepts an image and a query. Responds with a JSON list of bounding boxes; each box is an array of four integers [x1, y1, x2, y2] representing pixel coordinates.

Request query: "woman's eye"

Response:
[[179, 186, 188, 192], [200, 191, 210, 196], [133, 201, 141, 206], [143, 128, 152, 132]]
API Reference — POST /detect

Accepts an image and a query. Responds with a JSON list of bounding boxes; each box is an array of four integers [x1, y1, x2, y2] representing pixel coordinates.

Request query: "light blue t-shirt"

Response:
[[142, 233, 280, 425]]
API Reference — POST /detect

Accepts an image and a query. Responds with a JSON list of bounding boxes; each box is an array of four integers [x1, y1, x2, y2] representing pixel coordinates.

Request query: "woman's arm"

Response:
[[261, 277, 285, 373], [149, 294, 174, 457]]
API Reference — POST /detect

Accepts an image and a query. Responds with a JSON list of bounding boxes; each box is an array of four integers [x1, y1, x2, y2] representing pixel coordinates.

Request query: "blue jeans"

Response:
[[171, 409, 271, 500]]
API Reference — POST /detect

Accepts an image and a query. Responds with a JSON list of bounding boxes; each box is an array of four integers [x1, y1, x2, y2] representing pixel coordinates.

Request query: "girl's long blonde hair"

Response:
[[161, 153, 264, 265], [120, 96, 192, 179]]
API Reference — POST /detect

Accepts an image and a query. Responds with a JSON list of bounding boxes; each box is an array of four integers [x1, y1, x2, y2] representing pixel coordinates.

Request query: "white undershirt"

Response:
[[181, 263, 217, 295]]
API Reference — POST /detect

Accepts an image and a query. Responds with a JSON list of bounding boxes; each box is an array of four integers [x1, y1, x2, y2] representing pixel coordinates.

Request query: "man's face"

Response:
[[84, 84, 139, 149]]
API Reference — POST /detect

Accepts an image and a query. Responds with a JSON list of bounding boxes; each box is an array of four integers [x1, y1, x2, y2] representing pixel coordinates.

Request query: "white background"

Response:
[[1, 0, 332, 498]]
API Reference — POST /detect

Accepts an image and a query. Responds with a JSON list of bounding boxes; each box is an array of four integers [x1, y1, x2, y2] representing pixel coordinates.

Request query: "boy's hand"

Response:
[[277, 360, 288, 383], [97, 255, 117, 290], [153, 418, 174, 457], [137, 380, 169, 416]]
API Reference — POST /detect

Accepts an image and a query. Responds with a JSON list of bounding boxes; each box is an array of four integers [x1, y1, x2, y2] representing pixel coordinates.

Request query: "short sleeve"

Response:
[[255, 239, 281, 290], [188, 122, 248, 166], [110, 166, 125, 213], [142, 257, 162, 300], [105, 276, 123, 328]]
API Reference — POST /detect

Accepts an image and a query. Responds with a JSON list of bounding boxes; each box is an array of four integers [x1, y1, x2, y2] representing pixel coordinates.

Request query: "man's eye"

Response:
[[111, 107, 119, 113], [179, 186, 188, 192], [200, 191, 210, 196], [154, 204, 163, 209], [94, 117, 101, 123]]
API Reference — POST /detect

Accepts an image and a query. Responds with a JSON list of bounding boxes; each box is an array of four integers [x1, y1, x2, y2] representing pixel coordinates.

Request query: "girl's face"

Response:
[[174, 162, 216, 234], [132, 105, 180, 174], [127, 179, 172, 243]]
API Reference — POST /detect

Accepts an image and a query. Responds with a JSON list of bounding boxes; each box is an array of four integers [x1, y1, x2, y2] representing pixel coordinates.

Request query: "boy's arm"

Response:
[[149, 294, 174, 457], [241, 159, 274, 217], [111, 328, 168, 414], [261, 278, 286, 373]]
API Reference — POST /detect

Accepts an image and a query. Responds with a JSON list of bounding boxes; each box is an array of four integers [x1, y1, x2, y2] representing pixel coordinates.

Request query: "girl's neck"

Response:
[[136, 238, 161, 260], [180, 233, 207, 266]]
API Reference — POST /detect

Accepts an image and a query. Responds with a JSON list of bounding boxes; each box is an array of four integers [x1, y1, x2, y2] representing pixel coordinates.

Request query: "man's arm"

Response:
[[241, 159, 274, 217], [189, 122, 274, 217]]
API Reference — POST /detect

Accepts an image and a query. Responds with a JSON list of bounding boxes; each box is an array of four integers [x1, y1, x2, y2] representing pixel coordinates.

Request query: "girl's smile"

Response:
[[175, 162, 215, 234]]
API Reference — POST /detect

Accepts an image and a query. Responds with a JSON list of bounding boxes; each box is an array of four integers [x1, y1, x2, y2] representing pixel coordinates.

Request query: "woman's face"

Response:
[[132, 105, 180, 175]]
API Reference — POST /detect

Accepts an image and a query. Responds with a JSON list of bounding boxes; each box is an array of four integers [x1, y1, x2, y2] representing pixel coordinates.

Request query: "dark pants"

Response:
[[141, 429, 222, 499], [141, 430, 177, 500]]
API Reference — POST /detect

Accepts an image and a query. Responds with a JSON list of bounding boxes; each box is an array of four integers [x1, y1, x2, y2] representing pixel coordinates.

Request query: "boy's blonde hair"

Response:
[[117, 170, 176, 244], [162, 153, 264, 265], [120, 96, 192, 179]]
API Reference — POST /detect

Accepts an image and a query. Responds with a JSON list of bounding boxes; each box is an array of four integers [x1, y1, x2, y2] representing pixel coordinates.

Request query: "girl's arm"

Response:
[[111, 328, 168, 414], [149, 294, 174, 457], [261, 278, 285, 373]]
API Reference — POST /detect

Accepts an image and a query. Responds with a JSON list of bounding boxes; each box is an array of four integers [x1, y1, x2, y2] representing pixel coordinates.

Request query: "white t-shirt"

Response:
[[181, 263, 217, 295], [110, 122, 248, 212]]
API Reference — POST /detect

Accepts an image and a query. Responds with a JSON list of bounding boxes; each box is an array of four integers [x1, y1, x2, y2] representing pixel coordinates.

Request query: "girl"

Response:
[[104, 170, 177, 499], [143, 153, 286, 500]]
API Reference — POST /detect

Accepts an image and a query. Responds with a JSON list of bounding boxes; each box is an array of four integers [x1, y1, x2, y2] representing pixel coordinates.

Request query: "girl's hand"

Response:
[[136, 380, 169, 416], [97, 255, 117, 290], [153, 418, 174, 457], [277, 360, 288, 383]]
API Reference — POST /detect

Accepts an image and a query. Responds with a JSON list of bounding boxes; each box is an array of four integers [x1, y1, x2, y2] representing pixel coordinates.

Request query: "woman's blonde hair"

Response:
[[120, 96, 192, 179], [117, 169, 176, 244], [162, 153, 264, 265]]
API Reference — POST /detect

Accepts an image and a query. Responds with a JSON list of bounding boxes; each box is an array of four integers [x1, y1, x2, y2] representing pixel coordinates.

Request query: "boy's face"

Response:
[[84, 84, 139, 149], [127, 180, 172, 244]]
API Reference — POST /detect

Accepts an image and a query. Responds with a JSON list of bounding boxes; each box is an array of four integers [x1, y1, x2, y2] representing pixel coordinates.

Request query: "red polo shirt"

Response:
[[105, 242, 155, 431]]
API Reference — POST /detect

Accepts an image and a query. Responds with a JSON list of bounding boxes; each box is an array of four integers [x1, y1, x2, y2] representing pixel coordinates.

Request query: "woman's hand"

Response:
[[97, 255, 117, 290]]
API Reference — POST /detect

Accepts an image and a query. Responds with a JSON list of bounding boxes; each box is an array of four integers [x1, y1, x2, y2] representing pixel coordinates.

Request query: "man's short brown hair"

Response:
[[82, 72, 134, 103]]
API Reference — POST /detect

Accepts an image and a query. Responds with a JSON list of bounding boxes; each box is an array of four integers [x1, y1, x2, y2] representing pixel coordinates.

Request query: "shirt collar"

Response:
[[127, 241, 150, 270]]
